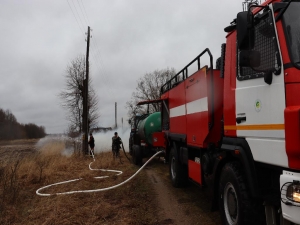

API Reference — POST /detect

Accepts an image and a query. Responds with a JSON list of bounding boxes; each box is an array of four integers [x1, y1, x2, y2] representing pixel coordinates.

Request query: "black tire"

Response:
[[129, 137, 133, 156], [169, 146, 187, 187], [132, 145, 142, 166], [219, 162, 264, 225]]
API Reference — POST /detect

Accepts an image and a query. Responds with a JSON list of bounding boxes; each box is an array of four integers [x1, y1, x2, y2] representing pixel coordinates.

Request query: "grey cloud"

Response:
[[0, 0, 244, 133]]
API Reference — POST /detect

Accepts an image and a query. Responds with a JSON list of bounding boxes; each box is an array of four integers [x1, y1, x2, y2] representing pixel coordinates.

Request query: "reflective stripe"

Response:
[[170, 97, 208, 118], [225, 124, 285, 130], [186, 97, 208, 115], [170, 105, 186, 118]]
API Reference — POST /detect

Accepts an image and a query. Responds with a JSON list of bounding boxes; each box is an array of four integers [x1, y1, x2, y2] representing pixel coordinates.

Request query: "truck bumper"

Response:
[[280, 170, 300, 224]]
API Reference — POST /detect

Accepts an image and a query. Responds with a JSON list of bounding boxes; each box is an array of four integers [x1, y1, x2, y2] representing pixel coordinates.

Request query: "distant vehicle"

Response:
[[128, 100, 162, 165]]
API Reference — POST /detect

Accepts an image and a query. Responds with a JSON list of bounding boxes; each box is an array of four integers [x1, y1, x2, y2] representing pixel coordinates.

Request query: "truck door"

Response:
[[235, 7, 288, 167]]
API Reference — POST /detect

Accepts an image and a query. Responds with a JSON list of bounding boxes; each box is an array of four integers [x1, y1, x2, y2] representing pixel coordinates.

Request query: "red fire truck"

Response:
[[149, 0, 300, 224]]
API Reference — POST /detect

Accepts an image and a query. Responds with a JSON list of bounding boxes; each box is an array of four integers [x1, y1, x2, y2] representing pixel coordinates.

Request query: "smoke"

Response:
[[35, 134, 78, 157], [35, 135, 67, 148], [35, 127, 131, 155], [93, 127, 130, 153]]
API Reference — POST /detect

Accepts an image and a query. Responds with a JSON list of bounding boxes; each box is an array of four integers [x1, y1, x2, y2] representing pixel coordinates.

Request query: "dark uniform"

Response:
[[88, 134, 95, 155], [112, 133, 122, 159]]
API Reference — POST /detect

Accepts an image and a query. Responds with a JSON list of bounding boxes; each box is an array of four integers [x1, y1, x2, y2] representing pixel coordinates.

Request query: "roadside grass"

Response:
[[0, 140, 159, 225]]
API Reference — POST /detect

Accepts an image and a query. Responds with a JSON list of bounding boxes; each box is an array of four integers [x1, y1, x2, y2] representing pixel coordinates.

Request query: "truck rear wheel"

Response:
[[169, 146, 187, 187], [132, 145, 142, 166], [219, 162, 263, 225]]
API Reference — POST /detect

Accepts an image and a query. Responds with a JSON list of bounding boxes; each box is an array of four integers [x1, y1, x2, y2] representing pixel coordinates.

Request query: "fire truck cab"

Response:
[[153, 1, 300, 224]]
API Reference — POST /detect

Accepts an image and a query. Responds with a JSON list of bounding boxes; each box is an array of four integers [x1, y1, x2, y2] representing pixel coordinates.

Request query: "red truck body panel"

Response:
[[223, 32, 237, 137], [169, 81, 186, 134], [163, 67, 224, 149], [188, 160, 202, 184]]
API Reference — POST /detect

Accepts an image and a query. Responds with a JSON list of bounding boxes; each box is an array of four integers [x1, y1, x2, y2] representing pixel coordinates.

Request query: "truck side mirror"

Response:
[[264, 71, 273, 85], [239, 50, 261, 68], [128, 119, 131, 124], [237, 11, 255, 50]]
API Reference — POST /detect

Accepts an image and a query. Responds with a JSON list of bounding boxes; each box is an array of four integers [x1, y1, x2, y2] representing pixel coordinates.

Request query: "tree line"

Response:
[[0, 108, 46, 140]]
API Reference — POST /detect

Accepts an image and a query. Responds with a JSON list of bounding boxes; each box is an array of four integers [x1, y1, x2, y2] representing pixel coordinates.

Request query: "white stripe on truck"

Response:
[[170, 97, 208, 118]]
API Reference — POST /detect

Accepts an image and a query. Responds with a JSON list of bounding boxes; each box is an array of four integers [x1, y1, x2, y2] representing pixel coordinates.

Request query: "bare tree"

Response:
[[126, 68, 176, 117], [59, 55, 99, 135]]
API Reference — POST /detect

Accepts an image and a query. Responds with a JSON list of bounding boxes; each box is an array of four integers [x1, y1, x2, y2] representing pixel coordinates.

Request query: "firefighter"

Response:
[[112, 132, 122, 160], [88, 133, 95, 156]]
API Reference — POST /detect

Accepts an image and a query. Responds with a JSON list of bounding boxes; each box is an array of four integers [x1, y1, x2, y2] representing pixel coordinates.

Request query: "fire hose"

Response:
[[36, 149, 163, 197], [121, 142, 131, 163]]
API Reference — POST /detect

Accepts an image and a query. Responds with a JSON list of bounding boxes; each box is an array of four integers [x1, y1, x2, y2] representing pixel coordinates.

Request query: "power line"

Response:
[[71, 0, 86, 32], [67, 0, 84, 33], [90, 41, 107, 77], [69, 0, 107, 80], [76, 0, 88, 25], [75, 0, 107, 78], [79, 0, 91, 25], [67, 0, 120, 117], [76, 1, 110, 81], [67, 1, 117, 127]]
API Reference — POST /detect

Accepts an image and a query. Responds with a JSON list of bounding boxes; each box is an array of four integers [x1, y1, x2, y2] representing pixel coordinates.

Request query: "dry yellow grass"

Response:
[[0, 140, 159, 225]]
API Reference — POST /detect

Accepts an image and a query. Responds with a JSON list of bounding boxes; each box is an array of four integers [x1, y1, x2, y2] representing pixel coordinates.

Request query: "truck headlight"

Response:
[[286, 181, 300, 203]]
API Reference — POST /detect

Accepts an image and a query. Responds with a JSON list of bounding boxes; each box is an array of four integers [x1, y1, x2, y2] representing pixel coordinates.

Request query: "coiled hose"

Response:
[[36, 150, 163, 197]]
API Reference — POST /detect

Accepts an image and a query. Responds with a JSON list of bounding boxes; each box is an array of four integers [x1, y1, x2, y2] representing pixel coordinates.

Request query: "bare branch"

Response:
[[59, 55, 100, 134], [126, 68, 176, 117]]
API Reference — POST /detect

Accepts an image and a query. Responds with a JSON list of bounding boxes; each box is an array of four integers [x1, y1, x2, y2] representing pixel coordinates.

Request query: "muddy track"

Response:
[[145, 158, 221, 225]]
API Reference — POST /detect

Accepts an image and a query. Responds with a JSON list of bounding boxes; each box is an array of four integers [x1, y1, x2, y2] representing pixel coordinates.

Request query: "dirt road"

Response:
[[145, 158, 220, 225]]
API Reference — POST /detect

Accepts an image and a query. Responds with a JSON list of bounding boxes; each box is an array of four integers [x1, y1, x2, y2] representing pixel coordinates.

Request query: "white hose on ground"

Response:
[[36, 150, 163, 197]]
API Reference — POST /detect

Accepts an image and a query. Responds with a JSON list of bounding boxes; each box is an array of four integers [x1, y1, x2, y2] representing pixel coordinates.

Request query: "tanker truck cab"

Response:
[[129, 99, 163, 165], [151, 1, 300, 224], [128, 113, 147, 155]]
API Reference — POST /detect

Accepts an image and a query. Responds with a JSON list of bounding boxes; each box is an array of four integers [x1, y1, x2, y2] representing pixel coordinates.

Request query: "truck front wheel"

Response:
[[169, 146, 187, 187], [219, 162, 263, 225]]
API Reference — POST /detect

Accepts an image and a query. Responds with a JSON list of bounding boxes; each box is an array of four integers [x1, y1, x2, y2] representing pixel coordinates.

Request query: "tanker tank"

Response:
[[137, 112, 161, 145]]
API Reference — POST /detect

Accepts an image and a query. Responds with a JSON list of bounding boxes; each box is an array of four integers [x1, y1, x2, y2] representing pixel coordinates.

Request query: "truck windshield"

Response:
[[283, 2, 300, 67]]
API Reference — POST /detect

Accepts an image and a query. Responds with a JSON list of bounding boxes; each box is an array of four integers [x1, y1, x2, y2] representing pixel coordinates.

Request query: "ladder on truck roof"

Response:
[[160, 48, 213, 94], [160, 48, 216, 131]]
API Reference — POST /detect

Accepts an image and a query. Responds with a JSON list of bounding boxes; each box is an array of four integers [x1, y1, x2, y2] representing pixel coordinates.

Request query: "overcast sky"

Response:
[[0, 0, 245, 134]]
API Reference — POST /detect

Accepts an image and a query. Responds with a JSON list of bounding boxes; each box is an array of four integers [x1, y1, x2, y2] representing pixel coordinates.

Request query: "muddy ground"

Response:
[[144, 157, 220, 225], [0, 139, 221, 225]]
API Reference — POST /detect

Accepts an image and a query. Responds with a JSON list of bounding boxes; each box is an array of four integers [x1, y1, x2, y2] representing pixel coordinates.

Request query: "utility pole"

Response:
[[82, 26, 90, 155], [115, 102, 117, 129]]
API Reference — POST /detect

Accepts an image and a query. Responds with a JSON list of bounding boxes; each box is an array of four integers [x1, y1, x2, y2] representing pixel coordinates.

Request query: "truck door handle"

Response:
[[236, 117, 246, 124]]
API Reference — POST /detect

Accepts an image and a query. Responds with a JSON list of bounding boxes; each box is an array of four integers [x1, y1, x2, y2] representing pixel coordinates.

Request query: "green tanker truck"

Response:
[[129, 103, 162, 165]]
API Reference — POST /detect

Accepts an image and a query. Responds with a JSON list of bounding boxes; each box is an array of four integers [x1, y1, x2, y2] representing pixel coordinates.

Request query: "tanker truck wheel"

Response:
[[132, 145, 142, 166], [169, 146, 187, 187], [219, 162, 262, 225], [129, 138, 133, 156]]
